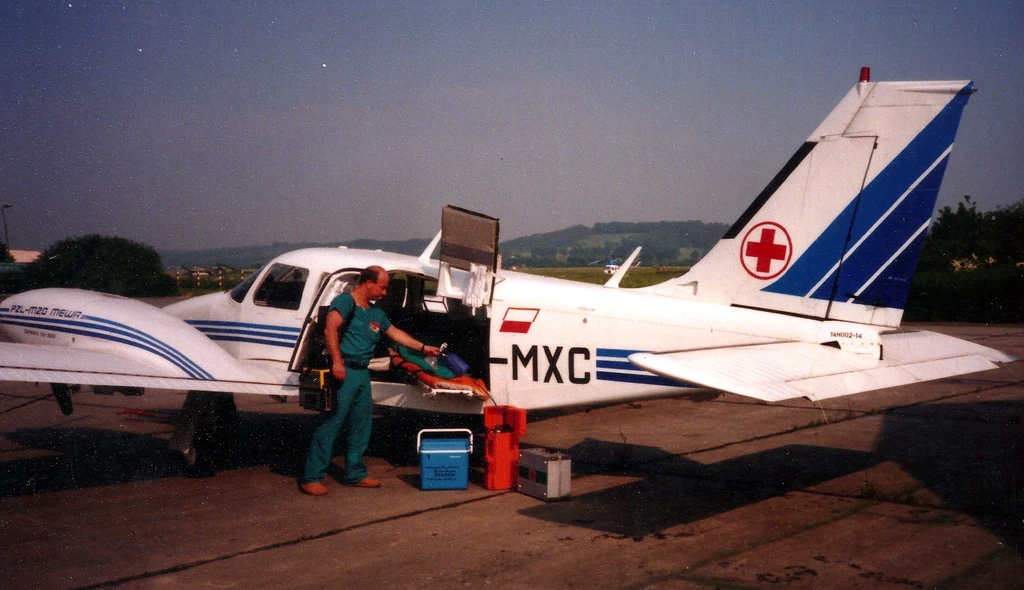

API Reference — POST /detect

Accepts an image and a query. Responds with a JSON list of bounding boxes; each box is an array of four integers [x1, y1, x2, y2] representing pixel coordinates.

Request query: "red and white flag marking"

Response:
[[499, 308, 540, 334]]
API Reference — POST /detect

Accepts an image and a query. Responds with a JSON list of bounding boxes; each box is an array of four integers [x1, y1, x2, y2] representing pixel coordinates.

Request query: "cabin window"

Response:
[[229, 271, 260, 303], [253, 264, 309, 310]]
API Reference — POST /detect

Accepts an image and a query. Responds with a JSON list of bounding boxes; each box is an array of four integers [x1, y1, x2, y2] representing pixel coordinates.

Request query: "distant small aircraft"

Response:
[[0, 69, 1014, 466], [587, 256, 632, 275]]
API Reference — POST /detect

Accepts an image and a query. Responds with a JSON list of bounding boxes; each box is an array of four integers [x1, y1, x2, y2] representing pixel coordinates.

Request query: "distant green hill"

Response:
[[160, 220, 729, 269], [502, 220, 729, 267]]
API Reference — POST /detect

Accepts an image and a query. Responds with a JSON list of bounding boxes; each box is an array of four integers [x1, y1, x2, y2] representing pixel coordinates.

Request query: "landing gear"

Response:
[[49, 384, 143, 416], [168, 391, 238, 475], [50, 383, 77, 415], [92, 385, 145, 396]]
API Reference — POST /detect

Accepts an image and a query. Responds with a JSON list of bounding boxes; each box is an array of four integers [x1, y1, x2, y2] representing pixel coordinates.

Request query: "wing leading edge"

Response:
[[628, 331, 1016, 402]]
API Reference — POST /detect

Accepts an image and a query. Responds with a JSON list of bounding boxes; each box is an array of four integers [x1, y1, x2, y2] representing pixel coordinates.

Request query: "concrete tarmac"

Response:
[[1, 323, 1022, 588]]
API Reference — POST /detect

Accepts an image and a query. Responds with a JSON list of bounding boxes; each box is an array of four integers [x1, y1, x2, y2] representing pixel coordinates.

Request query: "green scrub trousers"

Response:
[[302, 367, 373, 484]]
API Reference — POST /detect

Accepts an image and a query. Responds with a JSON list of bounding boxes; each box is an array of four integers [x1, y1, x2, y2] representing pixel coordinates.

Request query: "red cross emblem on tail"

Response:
[[740, 222, 792, 280]]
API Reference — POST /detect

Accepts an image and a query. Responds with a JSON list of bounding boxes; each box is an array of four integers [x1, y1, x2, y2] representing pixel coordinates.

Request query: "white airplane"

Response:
[[0, 70, 1015, 465]]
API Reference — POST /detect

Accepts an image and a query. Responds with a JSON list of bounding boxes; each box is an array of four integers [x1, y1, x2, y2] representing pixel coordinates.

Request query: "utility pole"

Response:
[[1, 203, 11, 248]]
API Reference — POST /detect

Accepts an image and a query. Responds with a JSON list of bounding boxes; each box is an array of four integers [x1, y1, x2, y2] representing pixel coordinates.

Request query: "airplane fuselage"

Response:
[[0, 245, 875, 414], [151, 246, 851, 413]]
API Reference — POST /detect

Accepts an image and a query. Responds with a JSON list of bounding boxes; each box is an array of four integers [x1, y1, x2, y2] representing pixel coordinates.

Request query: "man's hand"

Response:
[[422, 345, 441, 357], [331, 361, 347, 382]]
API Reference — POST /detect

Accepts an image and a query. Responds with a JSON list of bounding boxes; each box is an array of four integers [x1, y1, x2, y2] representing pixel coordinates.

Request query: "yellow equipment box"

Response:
[[299, 369, 333, 412]]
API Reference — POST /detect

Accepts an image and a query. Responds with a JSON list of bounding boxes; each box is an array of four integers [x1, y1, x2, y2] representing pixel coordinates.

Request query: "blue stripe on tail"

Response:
[[763, 82, 973, 309]]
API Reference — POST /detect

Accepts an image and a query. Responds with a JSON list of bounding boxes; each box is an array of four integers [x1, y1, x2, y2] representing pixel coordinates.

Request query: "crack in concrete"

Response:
[[74, 491, 511, 589]]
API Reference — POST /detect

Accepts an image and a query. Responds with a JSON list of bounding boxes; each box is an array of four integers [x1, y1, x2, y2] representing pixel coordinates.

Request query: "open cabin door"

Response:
[[436, 205, 500, 311], [287, 269, 361, 373]]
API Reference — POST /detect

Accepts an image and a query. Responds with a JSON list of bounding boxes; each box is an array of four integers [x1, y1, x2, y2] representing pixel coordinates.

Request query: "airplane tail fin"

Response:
[[644, 71, 976, 328]]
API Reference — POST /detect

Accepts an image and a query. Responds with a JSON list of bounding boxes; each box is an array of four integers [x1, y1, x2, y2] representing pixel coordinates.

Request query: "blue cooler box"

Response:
[[418, 429, 473, 490]]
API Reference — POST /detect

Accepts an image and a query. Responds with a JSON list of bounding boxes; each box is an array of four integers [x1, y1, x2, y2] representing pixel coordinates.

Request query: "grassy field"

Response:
[[171, 270, 251, 297], [516, 266, 689, 288]]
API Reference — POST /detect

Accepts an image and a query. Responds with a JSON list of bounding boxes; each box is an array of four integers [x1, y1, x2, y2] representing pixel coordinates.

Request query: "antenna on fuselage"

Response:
[[604, 247, 641, 289], [418, 231, 442, 264]]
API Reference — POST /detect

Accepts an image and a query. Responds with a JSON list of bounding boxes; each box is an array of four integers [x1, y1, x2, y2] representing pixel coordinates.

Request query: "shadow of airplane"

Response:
[[519, 400, 1024, 551], [1, 410, 312, 497], [4, 397, 1021, 554], [519, 439, 876, 541], [876, 400, 1024, 552], [0, 406, 484, 498]]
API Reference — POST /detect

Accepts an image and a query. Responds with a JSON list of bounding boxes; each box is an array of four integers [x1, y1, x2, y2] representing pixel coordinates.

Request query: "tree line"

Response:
[[2, 235, 175, 297], [904, 197, 1024, 323], [917, 196, 1024, 271]]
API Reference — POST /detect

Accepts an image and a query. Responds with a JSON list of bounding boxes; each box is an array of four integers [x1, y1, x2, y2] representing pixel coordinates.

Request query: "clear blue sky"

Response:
[[3, 1, 1022, 251]]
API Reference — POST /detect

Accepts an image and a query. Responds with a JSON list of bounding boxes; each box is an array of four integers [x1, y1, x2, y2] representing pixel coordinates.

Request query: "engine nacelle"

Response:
[[0, 288, 253, 381]]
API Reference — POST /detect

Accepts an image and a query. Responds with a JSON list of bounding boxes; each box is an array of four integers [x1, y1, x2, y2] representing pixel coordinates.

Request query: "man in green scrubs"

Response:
[[301, 266, 440, 495]]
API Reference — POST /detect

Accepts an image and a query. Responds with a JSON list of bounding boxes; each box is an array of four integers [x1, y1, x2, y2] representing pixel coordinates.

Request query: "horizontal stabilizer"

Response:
[[629, 331, 1015, 402], [0, 343, 297, 396]]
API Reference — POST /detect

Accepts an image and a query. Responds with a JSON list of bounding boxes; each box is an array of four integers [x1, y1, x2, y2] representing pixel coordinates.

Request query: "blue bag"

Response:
[[442, 352, 470, 376]]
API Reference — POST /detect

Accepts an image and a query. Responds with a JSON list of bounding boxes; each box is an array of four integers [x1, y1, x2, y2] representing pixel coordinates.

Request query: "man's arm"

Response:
[[324, 309, 347, 381], [384, 325, 440, 357]]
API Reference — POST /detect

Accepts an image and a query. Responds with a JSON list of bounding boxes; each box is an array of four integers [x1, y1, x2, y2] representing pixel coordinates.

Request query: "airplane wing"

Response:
[[0, 342, 298, 396], [628, 331, 1016, 402]]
